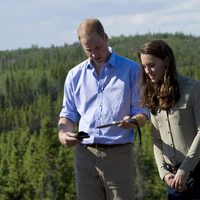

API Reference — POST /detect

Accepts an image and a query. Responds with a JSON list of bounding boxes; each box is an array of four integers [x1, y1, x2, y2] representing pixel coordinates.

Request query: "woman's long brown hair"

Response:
[[138, 40, 180, 114]]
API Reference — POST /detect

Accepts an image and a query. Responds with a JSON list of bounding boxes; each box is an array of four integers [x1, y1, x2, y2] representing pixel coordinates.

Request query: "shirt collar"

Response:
[[86, 47, 116, 69]]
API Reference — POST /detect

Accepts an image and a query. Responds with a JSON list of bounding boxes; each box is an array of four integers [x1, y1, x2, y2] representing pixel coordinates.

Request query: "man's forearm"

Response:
[[58, 117, 75, 133]]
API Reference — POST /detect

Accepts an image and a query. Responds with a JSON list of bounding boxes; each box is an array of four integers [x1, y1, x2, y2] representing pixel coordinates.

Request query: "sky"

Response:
[[1, 0, 200, 51]]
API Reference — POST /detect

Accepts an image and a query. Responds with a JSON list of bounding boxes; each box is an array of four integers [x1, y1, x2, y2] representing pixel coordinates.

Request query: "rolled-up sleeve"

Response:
[[59, 71, 80, 123]]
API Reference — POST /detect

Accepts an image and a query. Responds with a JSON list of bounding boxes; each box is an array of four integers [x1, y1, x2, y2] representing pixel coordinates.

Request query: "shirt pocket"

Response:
[[170, 102, 187, 125]]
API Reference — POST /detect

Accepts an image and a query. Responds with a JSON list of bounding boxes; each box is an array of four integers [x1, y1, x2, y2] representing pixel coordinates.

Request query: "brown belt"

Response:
[[82, 143, 131, 149]]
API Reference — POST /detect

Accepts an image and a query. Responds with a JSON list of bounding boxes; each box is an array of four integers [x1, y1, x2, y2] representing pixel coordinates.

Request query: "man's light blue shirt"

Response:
[[60, 51, 149, 144]]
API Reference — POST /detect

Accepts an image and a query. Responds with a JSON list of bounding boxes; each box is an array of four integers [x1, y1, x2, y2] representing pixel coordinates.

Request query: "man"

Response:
[[58, 18, 148, 200]]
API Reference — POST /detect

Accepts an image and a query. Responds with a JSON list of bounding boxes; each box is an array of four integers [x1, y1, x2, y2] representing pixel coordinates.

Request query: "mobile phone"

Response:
[[75, 131, 90, 140]]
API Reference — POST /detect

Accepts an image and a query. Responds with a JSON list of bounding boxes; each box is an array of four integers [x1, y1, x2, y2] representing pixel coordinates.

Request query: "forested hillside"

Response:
[[0, 33, 200, 200]]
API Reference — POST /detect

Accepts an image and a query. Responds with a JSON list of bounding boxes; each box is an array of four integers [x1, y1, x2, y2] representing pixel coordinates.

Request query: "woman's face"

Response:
[[140, 54, 165, 83]]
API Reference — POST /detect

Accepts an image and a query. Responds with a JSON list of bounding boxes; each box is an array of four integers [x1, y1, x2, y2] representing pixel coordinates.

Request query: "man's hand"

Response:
[[59, 131, 81, 148], [118, 113, 148, 129], [58, 117, 81, 148], [118, 116, 137, 129]]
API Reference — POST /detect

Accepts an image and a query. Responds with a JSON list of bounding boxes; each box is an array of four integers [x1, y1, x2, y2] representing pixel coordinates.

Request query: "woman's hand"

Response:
[[170, 174, 187, 192], [164, 172, 175, 187]]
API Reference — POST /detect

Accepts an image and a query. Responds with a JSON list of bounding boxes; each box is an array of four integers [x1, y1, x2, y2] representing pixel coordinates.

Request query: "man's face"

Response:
[[80, 32, 109, 66]]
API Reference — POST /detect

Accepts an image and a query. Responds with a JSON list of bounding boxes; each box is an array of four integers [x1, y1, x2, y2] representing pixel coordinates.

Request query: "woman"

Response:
[[138, 39, 200, 200]]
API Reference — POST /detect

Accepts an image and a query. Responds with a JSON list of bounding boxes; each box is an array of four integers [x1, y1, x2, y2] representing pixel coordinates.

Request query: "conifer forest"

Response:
[[0, 33, 200, 200]]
